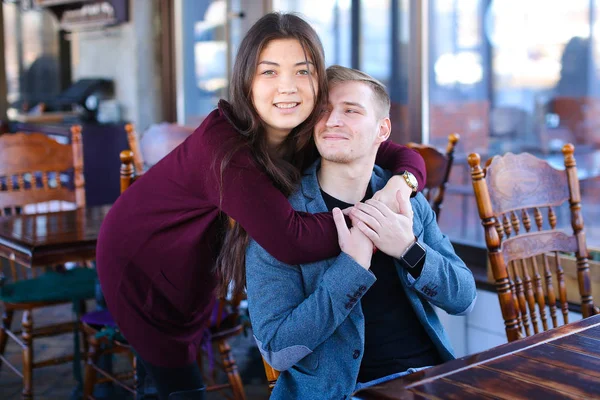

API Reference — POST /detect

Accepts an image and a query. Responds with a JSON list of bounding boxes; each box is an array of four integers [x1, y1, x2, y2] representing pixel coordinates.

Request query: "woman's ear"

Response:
[[376, 117, 391, 143]]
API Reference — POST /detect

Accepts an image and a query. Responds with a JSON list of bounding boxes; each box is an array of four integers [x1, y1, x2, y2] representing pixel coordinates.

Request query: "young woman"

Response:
[[96, 12, 425, 400]]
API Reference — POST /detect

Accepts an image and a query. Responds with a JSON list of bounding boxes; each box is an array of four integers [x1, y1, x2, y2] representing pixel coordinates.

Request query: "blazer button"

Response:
[[352, 349, 361, 359], [358, 285, 367, 292]]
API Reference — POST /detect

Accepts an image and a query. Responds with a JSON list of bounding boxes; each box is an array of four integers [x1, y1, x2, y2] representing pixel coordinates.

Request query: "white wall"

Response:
[[70, 0, 161, 131]]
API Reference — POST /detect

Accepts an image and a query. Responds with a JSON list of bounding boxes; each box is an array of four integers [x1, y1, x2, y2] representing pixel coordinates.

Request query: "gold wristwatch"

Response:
[[400, 171, 418, 193]]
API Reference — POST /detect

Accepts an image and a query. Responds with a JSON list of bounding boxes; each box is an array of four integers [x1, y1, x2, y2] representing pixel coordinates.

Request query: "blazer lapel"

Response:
[[301, 160, 329, 214]]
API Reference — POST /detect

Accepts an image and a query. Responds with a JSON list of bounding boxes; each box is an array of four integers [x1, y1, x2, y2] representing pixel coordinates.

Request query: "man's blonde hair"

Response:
[[326, 65, 390, 118]]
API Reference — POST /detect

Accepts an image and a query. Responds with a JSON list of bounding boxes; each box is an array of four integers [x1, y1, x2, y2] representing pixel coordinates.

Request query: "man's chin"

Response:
[[320, 152, 352, 164]]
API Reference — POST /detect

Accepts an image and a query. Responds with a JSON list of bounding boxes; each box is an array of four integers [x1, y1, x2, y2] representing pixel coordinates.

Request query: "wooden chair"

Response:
[[0, 127, 98, 399], [199, 291, 246, 400], [124, 124, 144, 175], [406, 133, 460, 220], [82, 315, 139, 399], [125, 122, 194, 171], [262, 359, 279, 393], [469, 144, 599, 342]]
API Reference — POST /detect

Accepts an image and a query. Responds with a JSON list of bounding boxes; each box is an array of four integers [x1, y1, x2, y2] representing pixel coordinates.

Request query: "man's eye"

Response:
[[346, 109, 357, 113]]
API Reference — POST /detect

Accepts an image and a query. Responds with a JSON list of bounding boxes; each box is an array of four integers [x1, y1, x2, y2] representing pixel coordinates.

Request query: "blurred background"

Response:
[[0, 1, 599, 398]]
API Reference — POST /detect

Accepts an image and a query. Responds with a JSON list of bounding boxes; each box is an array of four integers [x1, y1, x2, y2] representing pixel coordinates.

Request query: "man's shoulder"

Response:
[[246, 236, 284, 267], [288, 187, 308, 211], [372, 164, 393, 188]]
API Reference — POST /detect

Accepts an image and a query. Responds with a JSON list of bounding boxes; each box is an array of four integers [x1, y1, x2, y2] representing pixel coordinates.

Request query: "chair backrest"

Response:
[[406, 133, 459, 220], [469, 144, 598, 342], [0, 127, 85, 282], [125, 122, 194, 172], [0, 126, 85, 215]]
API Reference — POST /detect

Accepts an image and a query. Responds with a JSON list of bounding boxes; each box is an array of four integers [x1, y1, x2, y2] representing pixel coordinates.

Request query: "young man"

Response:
[[245, 65, 477, 399]]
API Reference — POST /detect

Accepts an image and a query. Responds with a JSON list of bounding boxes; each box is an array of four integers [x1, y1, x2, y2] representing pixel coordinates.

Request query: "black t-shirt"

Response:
[[320, 187, 441, 383]]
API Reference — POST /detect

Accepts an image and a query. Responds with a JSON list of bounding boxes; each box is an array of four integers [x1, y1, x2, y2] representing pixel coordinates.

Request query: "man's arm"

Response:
[[397, 195, 476, 315], [350, 192, 476, 315], [245, 240, 375, 371]]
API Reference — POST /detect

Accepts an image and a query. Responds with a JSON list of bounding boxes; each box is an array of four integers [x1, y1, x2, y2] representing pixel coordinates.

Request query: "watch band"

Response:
[[399, 170, 418, 193]]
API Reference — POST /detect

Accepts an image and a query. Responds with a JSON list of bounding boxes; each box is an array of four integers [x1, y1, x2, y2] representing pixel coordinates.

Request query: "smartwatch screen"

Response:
[[403, 242, 426, 267]]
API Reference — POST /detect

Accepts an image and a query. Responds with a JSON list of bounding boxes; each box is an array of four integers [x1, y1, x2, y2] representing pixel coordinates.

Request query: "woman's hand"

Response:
[[349, 191, 414, 259], [333, 207, 373, 270], [372, 175, 413, 213]]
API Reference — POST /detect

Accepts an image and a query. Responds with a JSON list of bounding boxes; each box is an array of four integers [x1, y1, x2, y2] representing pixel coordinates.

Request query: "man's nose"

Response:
[[325, 110, 342, 127]]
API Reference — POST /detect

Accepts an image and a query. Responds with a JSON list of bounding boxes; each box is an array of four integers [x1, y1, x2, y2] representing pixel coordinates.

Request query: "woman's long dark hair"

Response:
[[214, 13, 327, 298]]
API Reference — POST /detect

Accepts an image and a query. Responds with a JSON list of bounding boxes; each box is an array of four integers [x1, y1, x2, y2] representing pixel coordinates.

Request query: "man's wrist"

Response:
[[394, 237, 416, 259], [345, 251, 371, 270], [396, 177, 413, 198], [357, 254, 372, 270]]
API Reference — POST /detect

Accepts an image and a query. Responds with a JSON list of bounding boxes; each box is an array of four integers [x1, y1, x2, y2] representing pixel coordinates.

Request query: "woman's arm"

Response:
[[376, 140, 427, 190], [212, 156, 339, 264], [195, 116, 339, 264]]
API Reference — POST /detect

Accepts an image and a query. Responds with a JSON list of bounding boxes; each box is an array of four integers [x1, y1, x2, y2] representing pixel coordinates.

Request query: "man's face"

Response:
[[314, 81, 390, 164]]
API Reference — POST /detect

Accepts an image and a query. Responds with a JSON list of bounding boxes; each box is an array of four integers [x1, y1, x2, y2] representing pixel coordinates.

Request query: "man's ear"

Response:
[[376, 117, 391, 143]]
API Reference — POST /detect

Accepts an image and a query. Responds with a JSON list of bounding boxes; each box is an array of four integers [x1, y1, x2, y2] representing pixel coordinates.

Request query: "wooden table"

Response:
[[0, 205, 111, 268], [353, 314, 600, 399]]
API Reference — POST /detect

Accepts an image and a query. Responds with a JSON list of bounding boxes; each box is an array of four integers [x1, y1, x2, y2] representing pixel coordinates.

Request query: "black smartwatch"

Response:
[[399, 240, 426, 269]]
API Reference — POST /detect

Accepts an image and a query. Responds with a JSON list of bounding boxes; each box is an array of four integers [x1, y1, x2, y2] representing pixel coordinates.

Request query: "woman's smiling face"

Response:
[[251, 38, 318, 149]]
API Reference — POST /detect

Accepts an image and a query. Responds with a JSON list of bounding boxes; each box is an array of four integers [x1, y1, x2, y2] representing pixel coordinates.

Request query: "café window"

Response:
[[431, 0, 600, 249], [175, 0, 228, 127], [272, 0, 352, 67]]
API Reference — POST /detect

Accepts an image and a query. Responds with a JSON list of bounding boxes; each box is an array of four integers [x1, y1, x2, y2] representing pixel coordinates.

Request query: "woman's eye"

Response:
[[261, 70, 276, 76], [297, 69, 310, 75]]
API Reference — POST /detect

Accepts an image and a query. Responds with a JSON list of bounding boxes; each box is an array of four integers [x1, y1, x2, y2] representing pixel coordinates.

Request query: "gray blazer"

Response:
[[246, 160, 477, 399]]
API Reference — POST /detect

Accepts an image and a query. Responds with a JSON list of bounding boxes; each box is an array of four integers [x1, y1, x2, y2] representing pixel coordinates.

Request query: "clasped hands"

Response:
[[333, 183, 416, 270]]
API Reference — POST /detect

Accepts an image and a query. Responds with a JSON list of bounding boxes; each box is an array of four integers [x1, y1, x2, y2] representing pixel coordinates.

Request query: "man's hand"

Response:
[[349, 190, 415, 259], [372, 175, 413, 213], [333, 207, 373, 270]]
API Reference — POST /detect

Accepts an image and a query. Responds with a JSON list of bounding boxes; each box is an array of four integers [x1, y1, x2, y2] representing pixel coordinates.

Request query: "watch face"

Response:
[[405, 172, 418, 188], [403, 241, 426, 267]]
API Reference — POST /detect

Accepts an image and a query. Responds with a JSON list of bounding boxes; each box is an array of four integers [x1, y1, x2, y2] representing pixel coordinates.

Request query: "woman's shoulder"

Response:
[[183, 101, 256, 172], [190, 101, 247, 149], [193, 104, 235, 137]]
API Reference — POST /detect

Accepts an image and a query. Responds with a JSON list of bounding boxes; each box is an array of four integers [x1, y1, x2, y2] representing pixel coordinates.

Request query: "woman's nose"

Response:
[[278, 75, 298, 94]]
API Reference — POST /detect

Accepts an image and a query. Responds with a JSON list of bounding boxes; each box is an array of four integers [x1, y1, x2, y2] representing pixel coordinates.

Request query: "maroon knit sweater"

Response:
[[96, 101, 426, 367]]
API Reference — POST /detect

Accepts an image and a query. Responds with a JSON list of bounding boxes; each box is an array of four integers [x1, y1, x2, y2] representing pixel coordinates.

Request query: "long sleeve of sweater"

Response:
[[376, 140, 427, 190]]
